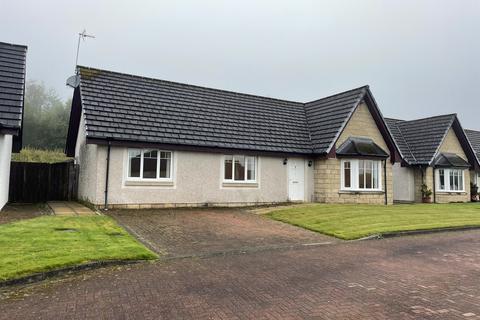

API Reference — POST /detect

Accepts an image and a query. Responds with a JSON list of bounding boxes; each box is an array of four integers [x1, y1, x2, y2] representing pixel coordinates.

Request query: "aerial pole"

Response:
[[74, 29, 95, 73], [67, 29, 95, 88]]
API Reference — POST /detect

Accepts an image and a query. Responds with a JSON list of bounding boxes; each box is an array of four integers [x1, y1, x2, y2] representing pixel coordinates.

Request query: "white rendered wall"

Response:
[[0, 134, 13, 210]]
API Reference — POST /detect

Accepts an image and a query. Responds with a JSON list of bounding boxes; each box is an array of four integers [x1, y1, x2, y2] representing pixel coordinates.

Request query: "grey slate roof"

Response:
[[465, 129, 480, 161], [72, 66, 386, 156], [385, 114, 457, 165], [0, 41, 27, 132], [304, 86, 368, 153]]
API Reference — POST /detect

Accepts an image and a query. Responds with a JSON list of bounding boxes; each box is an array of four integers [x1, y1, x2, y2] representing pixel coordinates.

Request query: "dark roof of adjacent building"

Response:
[[0, 42, 27, 132], [465, 129, 480, 161], [0, 41, 27, 151], [66, 66, 398, 158], [385, 114, 478, 168]]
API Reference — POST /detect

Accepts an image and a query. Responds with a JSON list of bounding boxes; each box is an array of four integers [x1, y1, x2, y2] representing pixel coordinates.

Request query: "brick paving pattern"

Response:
[[2, 210, 480, 319], [109, 209, 337, 257]]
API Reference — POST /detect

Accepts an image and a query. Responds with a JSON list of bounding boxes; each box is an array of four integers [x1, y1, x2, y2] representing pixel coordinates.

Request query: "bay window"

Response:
[[341, 159, 382, 191], [127, 149, 172, 180], [436, 168, 464, 192], [224, 155, 256, 182]]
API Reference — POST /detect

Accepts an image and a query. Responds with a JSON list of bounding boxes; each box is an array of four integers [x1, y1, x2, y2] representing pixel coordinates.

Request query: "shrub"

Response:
[[12, 148, 70, 164]]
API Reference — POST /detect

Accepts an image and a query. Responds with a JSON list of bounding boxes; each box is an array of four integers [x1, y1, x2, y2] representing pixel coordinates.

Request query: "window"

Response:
[[438, 169, 445, 190], [436, 168, 464, 192], [341, 159, 382, 191], [343, 161, 351, 188], [224, 155, 256, 182], [127, 149, 172, 180]]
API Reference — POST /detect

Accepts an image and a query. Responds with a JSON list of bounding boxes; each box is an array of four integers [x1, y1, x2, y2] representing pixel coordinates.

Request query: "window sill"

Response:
[[436, 191, 466, 195], [124, 180, 174, 187], [222, 182, 259, 188], [339, 190, 384, 195]]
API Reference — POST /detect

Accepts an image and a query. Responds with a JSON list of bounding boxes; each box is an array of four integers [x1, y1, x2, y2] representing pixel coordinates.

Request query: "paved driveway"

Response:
[[108, 208, 337, 258], [2, 209, 480, 319]]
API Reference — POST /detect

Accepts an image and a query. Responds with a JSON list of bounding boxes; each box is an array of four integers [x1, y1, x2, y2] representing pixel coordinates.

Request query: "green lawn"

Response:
[[266, 203, 480, 240], [0, 216, 157, 281]]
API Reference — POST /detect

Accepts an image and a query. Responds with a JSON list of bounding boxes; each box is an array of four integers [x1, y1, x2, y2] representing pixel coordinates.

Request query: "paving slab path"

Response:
[[47, 201, 96, 216]]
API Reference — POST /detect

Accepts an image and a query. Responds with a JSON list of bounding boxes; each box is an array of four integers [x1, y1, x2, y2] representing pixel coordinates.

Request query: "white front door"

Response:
[[288, 158, 305, 201]]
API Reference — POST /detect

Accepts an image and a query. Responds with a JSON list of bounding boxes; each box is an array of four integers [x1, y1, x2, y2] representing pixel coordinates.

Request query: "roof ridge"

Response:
[[396, 113, 457, 124], [384, 117, 405, 122], [465, 128, 480, 133], [305, 85, 369, 105], [0, 41, 28, 49], [77, 65, 304, 105]]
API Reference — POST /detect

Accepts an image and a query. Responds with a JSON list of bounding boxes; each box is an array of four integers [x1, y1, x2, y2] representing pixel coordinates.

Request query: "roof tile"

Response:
[[76, 66, 372, 155], [0, 41, 27, 131]]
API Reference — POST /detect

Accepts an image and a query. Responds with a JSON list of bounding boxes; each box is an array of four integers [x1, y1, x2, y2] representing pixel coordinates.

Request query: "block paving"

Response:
[[1, 209, 480, 319]]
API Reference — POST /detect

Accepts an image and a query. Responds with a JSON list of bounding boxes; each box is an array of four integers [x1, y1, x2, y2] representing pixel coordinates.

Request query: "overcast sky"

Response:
[[2, 0, 479, 129]]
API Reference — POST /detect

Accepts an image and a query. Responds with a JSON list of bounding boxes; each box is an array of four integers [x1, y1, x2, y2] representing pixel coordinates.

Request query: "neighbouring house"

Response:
[[465, 129, 480, 187], [0, 42, 27, 210], [385, 115, 479, 203], [65, 66, 400, 209]]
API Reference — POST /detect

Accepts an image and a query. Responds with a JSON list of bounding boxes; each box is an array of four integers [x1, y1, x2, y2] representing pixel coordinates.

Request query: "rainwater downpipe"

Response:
[[104, 141, 111, 210], [384, 159, 387, 205], [432, 166, 436, 204]]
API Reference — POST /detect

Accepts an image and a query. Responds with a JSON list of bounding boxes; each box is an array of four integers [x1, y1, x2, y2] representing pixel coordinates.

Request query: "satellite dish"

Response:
[[66, 75, 80, 88]]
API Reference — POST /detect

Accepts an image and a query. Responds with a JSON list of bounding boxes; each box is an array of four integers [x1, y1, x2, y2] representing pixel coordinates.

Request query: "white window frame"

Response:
[[223, 155, 257, 183], [340, 159, 383, 192], [435, 168, 465, 192], [125, 149, 173, 181]]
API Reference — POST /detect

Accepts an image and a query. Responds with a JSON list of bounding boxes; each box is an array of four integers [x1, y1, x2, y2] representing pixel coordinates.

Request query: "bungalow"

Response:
[[385, 115, 479, 203], [65, 66, 400, 209], [0, 42, 27, 210], [465, 129, 480, 187]]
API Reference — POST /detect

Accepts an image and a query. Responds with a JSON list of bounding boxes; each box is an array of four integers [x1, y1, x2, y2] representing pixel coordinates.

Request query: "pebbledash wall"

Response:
[[0, 134, 13, 210], [75, 111, 316, 208], [313, 103, 394, 205], [410, 128, 470, 203], [78, 148, 315, 208]]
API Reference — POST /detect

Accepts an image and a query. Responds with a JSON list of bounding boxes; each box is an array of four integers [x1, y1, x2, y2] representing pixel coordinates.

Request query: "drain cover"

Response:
[[54, 228, 78, 232], [107, 232, 123, 237]]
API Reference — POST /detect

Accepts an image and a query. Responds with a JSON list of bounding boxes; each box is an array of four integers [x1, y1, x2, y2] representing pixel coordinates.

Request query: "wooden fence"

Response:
[[9, 161, 79, 203]]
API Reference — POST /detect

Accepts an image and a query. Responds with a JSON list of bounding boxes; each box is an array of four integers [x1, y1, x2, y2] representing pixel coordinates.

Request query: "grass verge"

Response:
[[266, 203, 480, 240], [0, 216, 157, 281]]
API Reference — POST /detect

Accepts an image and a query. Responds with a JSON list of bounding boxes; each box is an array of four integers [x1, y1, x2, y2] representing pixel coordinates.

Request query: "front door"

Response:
[[288, 158, 305, 201]]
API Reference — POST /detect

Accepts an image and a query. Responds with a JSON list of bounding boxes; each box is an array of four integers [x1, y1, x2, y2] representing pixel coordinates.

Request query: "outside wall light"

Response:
[[283, 158, 288, 165], [308, 160, 313, 167]]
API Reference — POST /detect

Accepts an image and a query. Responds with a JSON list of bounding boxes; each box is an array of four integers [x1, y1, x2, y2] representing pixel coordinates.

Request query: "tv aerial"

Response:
[[66, 29, 95, 88]]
